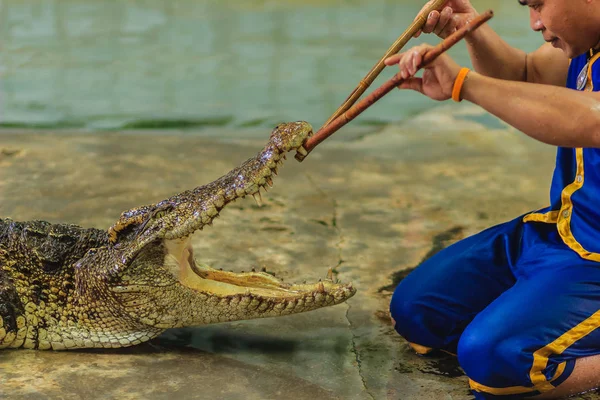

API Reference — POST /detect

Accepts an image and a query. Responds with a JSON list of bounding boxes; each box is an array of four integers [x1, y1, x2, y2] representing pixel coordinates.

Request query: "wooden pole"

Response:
[[295, 10, 493, 162], [320, 0, 447, 130], [321, 0, 447, 128]]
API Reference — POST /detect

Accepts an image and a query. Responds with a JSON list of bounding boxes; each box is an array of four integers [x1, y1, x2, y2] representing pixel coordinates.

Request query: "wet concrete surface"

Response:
[[1, 105, 598, 399]]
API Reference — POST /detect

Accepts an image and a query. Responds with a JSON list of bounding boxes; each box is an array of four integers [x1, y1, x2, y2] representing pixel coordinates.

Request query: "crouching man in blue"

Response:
[[385, 0, 600, 398]]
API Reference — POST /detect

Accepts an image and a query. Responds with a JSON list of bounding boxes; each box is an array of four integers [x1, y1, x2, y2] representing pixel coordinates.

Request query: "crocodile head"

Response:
[[75, 122, 355, 331]]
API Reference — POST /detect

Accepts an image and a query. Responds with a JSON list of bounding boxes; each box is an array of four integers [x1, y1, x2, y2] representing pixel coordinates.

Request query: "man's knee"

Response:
[[458, 323, 530, 389], [390, 282, 424, 337], [390, 282, 454, 351]]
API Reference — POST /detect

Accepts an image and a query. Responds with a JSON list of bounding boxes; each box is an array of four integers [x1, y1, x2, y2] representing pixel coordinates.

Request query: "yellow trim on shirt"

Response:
[[552, 148, 600, 261], [524, 53, 600, 261], [554, 53, 600, 261], [587, 52, 600, 91], [523, 210, 559, 224]]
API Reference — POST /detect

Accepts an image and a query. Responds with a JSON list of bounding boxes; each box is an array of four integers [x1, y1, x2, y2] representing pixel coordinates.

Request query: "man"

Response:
[[385, 0, 600, 398]]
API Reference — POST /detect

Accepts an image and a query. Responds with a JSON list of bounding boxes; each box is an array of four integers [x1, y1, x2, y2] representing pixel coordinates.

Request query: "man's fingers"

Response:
[[399, 50, 418, 79], [386, 45, 432, 81], [414, 0, 442, 35], [398, 77, 424, 94], [421, 11, 440, 34], [409, 50, 424, 76], [439, 15, 460, 39], [394, 45, 432, 79], [434, 7, 453, 36], [384, 53, 404, 66], [438, 12, 462, 38]]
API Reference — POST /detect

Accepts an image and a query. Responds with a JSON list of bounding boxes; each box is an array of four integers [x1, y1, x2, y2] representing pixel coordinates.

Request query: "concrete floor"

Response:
[[1, 105, 599, 399]]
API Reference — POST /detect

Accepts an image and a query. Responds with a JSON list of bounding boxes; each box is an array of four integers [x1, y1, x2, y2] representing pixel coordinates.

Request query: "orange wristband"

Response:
[[452, 67, 470, 102]]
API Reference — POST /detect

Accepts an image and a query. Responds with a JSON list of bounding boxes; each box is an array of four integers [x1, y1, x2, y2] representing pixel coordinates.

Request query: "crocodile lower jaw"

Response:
[[163, 236, 348, 298]]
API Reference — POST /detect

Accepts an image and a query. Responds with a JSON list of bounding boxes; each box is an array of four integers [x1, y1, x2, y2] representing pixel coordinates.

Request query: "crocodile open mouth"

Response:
[[144, 121, 355, 311], [163, 236, 347, 298]]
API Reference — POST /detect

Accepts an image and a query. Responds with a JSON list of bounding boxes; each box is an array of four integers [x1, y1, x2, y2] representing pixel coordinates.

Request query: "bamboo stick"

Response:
[[295, 10, 493, 162], [320, 0, 447, 130]]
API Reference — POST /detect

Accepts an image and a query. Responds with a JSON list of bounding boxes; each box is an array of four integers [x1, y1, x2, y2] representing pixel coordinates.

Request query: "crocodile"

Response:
[[0, 121, 356, 350]]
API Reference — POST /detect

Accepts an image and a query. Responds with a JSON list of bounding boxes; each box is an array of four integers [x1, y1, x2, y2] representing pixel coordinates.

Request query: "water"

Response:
[[0, 0, 541, 131]]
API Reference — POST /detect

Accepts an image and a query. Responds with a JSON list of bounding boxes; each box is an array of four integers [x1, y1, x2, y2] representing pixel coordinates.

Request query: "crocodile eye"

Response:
[[151, 203, 175, 220], [154, 210, 169, 219]]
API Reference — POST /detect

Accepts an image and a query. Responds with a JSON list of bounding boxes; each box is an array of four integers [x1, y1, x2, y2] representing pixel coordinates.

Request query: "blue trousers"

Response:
[[390, 215, 600, 398]]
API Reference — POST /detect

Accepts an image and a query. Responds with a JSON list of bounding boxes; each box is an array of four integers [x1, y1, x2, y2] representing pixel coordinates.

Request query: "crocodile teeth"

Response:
[[317, 282, 325, 293], [272, 168, 278, 176], [296, 146, 308, 156], [266, 176, 273, 187], [327, 268, 333, 281], [252, 192, 263, 207]]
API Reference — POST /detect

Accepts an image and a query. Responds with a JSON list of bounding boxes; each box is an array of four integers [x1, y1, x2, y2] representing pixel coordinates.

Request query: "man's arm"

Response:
[[418, 1, 569, 85], [386, 46, 600, 148], [461, 73, 600, 147], [465, 27, 568, 86], [524, 43, 569, 86]]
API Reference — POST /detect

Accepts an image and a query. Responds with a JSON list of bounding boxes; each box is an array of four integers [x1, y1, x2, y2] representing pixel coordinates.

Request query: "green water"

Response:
[[0, 0, 541, 131]]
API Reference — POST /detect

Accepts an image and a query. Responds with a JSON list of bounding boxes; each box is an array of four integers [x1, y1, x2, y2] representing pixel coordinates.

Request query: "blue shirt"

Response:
[[524, 50, 600, 261]]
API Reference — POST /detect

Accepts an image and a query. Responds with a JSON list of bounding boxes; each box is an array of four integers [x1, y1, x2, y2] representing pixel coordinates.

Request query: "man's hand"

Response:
[[384, 44, 462, 101], [416, 0, 478, 39]]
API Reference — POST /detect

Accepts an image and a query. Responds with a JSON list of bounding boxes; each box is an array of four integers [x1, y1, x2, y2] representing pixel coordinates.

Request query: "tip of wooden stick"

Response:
[[465, 9, 494, 32], [295, 152, 307, 162]]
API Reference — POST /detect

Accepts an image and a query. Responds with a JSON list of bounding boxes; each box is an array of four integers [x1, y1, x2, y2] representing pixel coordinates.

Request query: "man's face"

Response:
[[520, 0, 600, 58]]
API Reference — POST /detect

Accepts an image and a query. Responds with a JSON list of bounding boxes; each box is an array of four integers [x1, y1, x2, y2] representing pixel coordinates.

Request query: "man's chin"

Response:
[[549, 38, 565, 52], [558, 44, 577, 59], [559, 42, 592, 59]]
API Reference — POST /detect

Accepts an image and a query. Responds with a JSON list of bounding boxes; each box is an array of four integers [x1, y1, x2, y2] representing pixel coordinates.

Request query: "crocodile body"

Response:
[[0, 122, 356, 350]]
